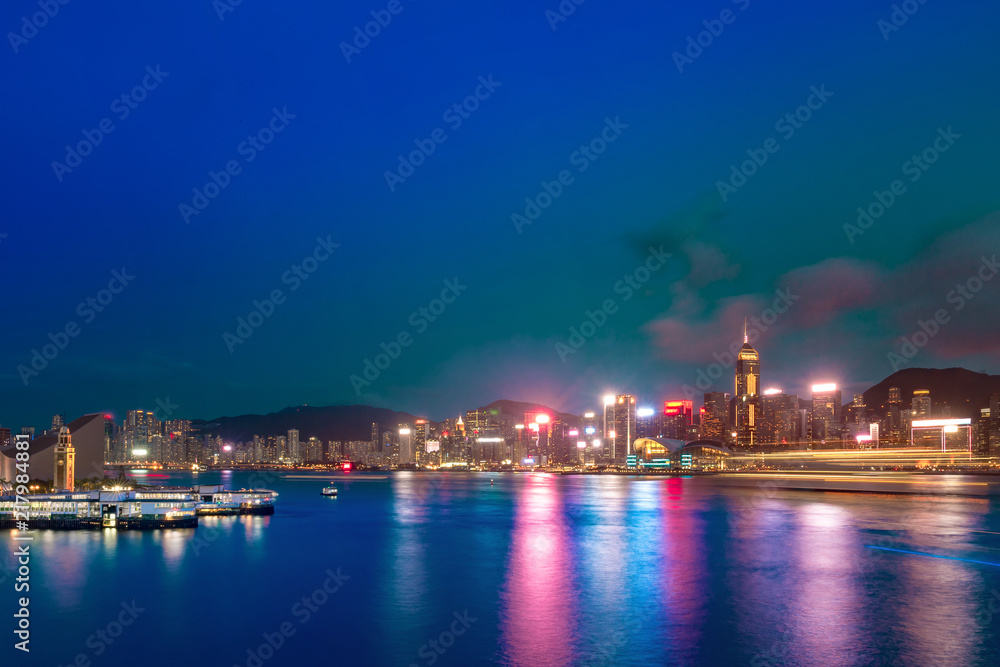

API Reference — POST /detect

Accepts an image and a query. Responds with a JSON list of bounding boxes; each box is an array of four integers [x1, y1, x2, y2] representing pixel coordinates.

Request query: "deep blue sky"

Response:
[[2, 0, 999, 428]]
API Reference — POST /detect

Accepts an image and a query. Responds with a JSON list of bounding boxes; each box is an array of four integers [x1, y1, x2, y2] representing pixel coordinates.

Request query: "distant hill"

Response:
[[190, 399, 582, 444], [861, 368, 1000, 418], [189, 370, 1000, 444], [190, 405, 424, 443]]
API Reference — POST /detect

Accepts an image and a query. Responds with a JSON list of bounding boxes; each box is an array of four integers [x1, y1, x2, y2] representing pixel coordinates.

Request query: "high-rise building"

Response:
[[611, 394, 637, 463], [636, 407, 661, 439], [371, 423, 379, 451], [125, 409, 157, 461], [911, 390, 931, 417], [102, 414, 118, 463], [662, 400, 693, 440], [734, 324, 760, 449], [811, 383, 842, 442], [883, 386, 904, 445], [53, 426, 75, 491], [306, 437, 323, 462], [701, 392, 730, 441], [287, 430, 300, 463], [399, 427, 414, 465], [760, 389, 799, 446], [847, 394, 866, 426], [602, 397, 616, 462], [975, 408, 993, 456]]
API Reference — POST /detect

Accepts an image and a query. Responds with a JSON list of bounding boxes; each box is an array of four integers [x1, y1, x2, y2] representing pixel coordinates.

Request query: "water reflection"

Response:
[[500, 474, 579, 666], [788, 503, 864, 664], [386, 473, 429, 616], [37, 531, 99, 609], [655, 478, 707, 663]]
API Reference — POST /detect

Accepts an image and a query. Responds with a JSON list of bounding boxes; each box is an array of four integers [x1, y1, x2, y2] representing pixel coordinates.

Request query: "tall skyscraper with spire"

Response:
[[735, 320, 760, 450]]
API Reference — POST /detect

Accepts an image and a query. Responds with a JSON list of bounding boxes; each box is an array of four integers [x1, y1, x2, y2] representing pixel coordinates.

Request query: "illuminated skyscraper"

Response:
[[103, 414, 119, 463], [701, 392, 730, 441], [911, 390, 931, 417], [760, 389, 799, 446], [125, 409, 156, 461], [811, 383, 842, 442], [53, 426, 75, 491], [612, 394, 637, 463], [636, 407, 660, 439], [602, 396, 616, 461], [734, 323, 760, 449], [287, 429, 300, 463], [399, 427, 414, 464], [662, 400, 693, 440]]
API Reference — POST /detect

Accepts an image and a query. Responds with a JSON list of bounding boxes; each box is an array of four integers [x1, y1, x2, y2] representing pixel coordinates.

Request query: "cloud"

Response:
[[681, 240, 741, 288], [643, 212, 1000, 381], [781, 257, 881, 328]]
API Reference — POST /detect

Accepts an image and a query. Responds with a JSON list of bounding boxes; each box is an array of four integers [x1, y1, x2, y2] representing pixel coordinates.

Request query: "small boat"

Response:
[[321, 486, 338, 497]]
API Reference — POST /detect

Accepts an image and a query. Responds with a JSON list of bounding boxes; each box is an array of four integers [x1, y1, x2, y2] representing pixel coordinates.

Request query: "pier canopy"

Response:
[[633, 438, 686, 459]]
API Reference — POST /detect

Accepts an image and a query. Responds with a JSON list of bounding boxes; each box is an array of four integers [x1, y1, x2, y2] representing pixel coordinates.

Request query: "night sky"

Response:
[[3, 1, 999, 429]]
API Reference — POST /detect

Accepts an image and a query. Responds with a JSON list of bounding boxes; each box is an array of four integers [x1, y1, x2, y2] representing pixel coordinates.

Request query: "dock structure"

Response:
[[0, 485, 277, 530]]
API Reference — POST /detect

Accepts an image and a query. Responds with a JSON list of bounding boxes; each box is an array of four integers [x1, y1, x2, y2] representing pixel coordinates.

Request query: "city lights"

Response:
[[603, 395, 615, 406], [636, 407, 655, 417], [811, 383, 837, 392], [535, 414, 550, 424], [763, 387, 782, 395]]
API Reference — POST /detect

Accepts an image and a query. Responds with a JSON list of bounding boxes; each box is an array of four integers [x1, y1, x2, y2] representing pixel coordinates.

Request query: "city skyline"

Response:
[[8, 317, 999, 432]]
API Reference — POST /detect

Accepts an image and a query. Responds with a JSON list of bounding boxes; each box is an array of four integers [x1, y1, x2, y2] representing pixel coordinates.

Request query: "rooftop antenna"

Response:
[[743, 317, 748, 344]]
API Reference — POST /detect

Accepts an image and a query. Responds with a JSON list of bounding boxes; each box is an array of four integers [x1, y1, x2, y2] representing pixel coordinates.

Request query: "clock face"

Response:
[[58, 461, 64, 466]]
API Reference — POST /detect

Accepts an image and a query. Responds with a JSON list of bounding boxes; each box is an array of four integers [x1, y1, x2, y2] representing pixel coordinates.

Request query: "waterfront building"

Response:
[[53, 426, 76, 491], [810, 383, 842, 442], [701, 392, 730, 441], [473, 429, 505, 465], [399, 427, 414, 465], [735, 324, 760, 450], [637, 407, 660, 439], [306, 437, 323, 462], [662, 400, 693, 440], [975, 408, 992, 456], [0, 485, 276, 529], [760, 390, 800, 446], [611, 394, 637, 463], [288, 429, 301, 463]]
